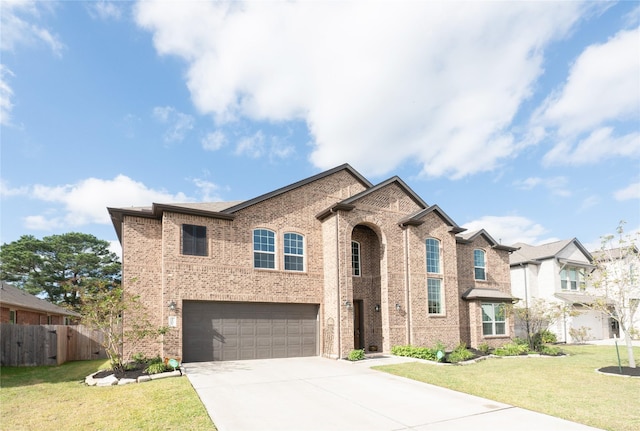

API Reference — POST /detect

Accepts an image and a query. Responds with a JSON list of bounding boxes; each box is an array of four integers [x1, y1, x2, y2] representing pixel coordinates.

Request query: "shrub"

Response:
[[447, 343, 475, 363], [144, 362, 169, 374], [347, 349, 365, 361], [494, 342, 530, 356], [531, 329, 557, 351], [569, 326, 590, 344], [477, 342, 491, 354], [539, 345, 564, 356]]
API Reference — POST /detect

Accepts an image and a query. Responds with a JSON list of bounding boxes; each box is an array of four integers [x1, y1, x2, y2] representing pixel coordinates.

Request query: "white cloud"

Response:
[[134, 1, 588, 178], [235, 131, 265, 158], [0, 1, 64, 56], [202, 130, 226, 151], [152, 106, 194, 143], [614, 182, 640, 201], [536, 26, 640, 165], [0, 65, 15, 126], [578, 195, 600, 212], [191, 178, 221, 202], [0, 178, 28, 198], [462, 215, 554, 246], [26, 175, 191, 228], [87, 1, 123, 21], [513, 176, 570, 197]]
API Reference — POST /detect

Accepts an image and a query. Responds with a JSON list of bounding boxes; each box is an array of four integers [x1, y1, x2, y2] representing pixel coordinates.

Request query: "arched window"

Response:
[[253, 229, 276, 269], [284, 232, 304, 271], [474, 249, 486, 280], [426, 238, 441, 273]]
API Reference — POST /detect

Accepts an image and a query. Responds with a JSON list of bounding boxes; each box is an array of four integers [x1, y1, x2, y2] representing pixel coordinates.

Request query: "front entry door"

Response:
[[354, 300, 364, 349]]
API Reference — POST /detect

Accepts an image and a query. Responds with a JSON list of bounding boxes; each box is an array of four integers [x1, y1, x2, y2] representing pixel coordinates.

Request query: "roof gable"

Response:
[[398, 204, 465, 233], [338, 176, 428, 209], [456, 229, 518, 252], [510, 238, 592, 266]]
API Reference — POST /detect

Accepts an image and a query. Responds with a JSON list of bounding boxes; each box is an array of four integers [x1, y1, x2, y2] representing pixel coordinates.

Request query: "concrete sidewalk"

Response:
[[184, 356, 603, 431]]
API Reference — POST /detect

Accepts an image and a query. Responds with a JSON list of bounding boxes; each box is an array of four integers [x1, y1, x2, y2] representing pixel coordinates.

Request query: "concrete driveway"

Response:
[[184, 356, 603, 431]]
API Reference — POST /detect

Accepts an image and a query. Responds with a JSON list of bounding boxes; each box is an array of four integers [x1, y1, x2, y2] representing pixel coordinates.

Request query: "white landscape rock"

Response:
[[96, 374, 119, 387]]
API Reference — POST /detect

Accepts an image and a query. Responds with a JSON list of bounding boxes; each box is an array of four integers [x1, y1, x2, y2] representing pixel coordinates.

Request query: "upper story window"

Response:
[[474, 249, 486, 280], [182, 224, 207, 256], [426, 238, 441, 274], [253, 229, 276, 269], [560, 268, 585, 291], [284, 232, 304, 271], [9, 310, 16, 324], [352, 241, 361, 276]]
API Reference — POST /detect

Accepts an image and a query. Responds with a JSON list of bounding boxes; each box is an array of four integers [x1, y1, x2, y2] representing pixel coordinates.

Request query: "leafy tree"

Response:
[[587, 221, 639, 368], [510, 298, 574, 350], [0, 232, 121, 310], [81, 285, 167, 372]]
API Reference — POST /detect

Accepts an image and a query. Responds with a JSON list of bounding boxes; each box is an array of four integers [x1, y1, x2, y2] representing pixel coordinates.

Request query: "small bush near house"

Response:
[[494, 342, 530, 356], [347, 349, 366, 361], [447, 343, 475, 363], [392, 345, 438, 361], [478, 342, 492, 355], [538, 345, 564, 356], [569, 326, 591, 343]]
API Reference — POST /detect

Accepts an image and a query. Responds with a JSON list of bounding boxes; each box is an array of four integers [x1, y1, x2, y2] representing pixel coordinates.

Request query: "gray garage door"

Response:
[[182, 301, 319, 362]]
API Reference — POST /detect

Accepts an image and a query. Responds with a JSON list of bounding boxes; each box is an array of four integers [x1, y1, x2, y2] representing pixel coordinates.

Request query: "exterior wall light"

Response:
[[344, 300, 352, 309], [395, 303, 401, 311], [374, 304, 381, 312], [168, 301, 177, 311]]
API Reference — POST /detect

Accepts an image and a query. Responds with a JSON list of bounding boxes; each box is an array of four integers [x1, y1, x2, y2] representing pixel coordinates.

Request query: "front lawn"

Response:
[[374, 344, 639, 431], [0, 359, 216, 431]]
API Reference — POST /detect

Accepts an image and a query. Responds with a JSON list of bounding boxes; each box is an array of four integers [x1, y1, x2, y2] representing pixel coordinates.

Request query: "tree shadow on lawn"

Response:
[[0, 359, 109, 388]]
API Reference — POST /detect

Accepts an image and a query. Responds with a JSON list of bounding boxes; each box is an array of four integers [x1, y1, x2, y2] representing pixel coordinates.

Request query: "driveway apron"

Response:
[[184, 356, 603, 431]]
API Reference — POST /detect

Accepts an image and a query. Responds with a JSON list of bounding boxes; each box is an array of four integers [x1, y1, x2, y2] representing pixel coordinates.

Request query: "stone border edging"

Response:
[[85, 368, 185, 386]]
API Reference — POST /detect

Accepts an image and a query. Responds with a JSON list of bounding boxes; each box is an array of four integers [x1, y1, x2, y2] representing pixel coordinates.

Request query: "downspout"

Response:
[[403, 227, 412, 345], [520, 262, 530, 347], [334, 210, 342, 359]]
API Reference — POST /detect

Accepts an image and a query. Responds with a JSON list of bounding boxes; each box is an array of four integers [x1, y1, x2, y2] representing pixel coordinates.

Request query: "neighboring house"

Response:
[[108, 164, 517, 362], [0, 281, 80, 325], [509, 238, 614, 343]]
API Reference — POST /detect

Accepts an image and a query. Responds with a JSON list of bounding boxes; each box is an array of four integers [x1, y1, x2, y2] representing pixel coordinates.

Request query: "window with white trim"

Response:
[[9, 310, 16, 324], [474, 249, 486, 280], [482, 303, 506, 336], [284, 232, 304, 271], [253, 229, 276, 269], [182, 224, 207, 256], [560, 267, 585, 291], [426, 238, 441, 273], [427, 278, 443, 314], [352, 241, 361, 276]]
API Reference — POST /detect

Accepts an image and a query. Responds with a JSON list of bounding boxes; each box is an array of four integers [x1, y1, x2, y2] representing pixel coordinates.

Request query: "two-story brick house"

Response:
[[108, 164, 516, 362]]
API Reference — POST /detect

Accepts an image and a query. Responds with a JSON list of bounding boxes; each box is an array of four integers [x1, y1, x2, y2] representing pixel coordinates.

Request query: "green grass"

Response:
[[374, 345, 640, 431], [1, 359, 216, 431]]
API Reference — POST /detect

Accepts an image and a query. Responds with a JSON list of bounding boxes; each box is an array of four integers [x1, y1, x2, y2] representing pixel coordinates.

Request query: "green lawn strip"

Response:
[[373, 345, 640, 431], [1, 359, 216, 431]]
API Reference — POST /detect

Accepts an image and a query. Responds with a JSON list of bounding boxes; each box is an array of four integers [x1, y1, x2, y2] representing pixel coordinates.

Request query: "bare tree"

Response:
[[587, 222, 639, 368]]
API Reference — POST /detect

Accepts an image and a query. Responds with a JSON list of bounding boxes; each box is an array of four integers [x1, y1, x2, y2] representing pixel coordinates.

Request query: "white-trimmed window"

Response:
[[182, 224, 207, 256], [284, 232, 304, 271], [474, 249, 486, 280], [560, 268, 585, 291], [427, 279, 443, 314], [9, 310, 16, 324], [482, 303, 506, 336], [352, 241, 361, 276], [253, 229, 276, 269], [426, 238, 441, 273]]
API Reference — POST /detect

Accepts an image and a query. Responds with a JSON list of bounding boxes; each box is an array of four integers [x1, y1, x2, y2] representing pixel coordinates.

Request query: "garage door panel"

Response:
[[183, 302, 318, 362]]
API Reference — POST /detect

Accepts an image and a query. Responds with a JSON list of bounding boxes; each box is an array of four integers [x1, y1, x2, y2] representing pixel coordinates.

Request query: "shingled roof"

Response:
[[0, 282, 80, 317]]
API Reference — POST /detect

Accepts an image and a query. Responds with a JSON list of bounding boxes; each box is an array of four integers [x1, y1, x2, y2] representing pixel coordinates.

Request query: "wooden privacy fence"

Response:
[[0, 324, 107, 367]]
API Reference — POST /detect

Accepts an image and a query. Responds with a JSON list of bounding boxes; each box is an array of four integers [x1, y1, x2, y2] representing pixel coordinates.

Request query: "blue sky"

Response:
[[1, 0, 639, 257]]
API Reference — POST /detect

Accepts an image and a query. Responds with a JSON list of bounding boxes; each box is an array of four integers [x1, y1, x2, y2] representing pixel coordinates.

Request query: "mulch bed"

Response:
[[597, 366, 640, 377], [93, 365, 149, 380]]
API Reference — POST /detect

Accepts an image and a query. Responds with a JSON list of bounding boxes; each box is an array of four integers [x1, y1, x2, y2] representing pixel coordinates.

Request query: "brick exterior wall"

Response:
[[0, 306, 66, 325], [117, 167, 515, 360], [456, 235, 514, 348]]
